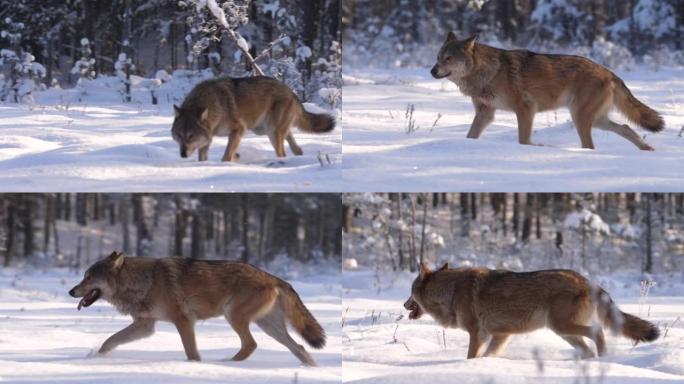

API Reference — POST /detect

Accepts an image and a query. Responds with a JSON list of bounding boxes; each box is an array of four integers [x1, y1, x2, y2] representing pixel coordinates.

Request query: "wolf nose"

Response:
[[68, 288, 76, 297], [430, 66, 438, 77], [180, 148, 188, 158]]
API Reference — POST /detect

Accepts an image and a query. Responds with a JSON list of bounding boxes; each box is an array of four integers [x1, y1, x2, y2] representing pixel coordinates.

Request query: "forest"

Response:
[[342, 0, 684, 68], [343, 193, 684, 275], [0, 193, 342, 271], [0, 0, 341, 104]]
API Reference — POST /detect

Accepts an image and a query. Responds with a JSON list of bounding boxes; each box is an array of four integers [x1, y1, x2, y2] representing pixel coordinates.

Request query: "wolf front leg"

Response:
[[174, 316, 201, 361], [222, 123, 245, 162], [515, 103, 536, 145], [198, 142, 211, 162], [98, 318, 156, 355], [466, 328, 490, 359], [466, 102, 495, 139]]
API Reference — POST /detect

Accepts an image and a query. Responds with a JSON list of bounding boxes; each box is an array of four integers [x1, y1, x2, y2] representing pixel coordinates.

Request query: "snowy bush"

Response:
[[588, 37, 635, 71], [71, 38, 96, 81], [0, 49, 45, 104], [114, 52, 134, 102]]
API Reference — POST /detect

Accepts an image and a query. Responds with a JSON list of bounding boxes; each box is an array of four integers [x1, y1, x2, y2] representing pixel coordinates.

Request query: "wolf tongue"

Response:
[[77, 289, 99, 311], [77, 297, 86, 311]]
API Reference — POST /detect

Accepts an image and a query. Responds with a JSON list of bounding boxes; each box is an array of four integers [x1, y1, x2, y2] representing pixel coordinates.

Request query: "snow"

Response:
[[0, 76, 341, 192], [342, 268, 684, 383], [0, 268, 342, 383], [342, 66, 684, 192]]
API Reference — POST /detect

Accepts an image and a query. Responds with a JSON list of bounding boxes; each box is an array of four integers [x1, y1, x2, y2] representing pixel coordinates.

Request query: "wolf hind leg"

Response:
[[560, 335, 595, 359], [99, 319, 155, 355], [594, 117, 654, 151], [551, 322, 605, 358], [173, 316, 201, 361], [286, 132, 303, 156], [256, 306, 316, 366], [483, 334, 511, 357], [267, 130, 287, 158], [268, 100, 298, 157], [226, 315, 257, 361], [225, 287, 278, 362]]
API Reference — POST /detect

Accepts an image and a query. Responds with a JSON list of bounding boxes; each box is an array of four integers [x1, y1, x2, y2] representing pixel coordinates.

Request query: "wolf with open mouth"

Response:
[[69, 251, 326, 365]]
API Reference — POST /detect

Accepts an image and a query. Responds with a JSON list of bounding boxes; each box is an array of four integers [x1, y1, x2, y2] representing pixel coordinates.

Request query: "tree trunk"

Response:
[[644, 194, 653, 273], [419, 194, 428, 265], [22, 196, 34, 258], [191, 206, 206, 259], [4, 200, 16, 266], [241, 194, 250, 262], [120, 197, 131, 254]]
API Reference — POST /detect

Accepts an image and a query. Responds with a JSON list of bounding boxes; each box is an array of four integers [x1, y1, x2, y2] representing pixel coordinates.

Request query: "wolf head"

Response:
[[171, 105, 212, 158], [403, 262, 449, 320], [431, 32, 477, 80], [68, 251, 125, 310]]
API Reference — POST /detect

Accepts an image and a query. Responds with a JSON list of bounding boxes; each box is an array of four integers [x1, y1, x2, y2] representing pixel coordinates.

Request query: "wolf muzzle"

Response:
[[180, 146, 188, 158], [430, 65, 450, 79]]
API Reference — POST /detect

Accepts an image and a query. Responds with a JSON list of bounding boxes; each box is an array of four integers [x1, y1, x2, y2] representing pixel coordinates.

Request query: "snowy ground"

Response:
[[0, 80, 341, 192], [342, 66, 684, 192], [342, 268, 684, 383], [0, 268, 341, 383]]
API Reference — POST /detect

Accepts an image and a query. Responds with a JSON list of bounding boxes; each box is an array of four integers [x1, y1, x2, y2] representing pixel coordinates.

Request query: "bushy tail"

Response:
[[597, 288, 660, 343], [276, 281, 326, 349], [612, 76, 664, 132], [296, 103, 335, 133]]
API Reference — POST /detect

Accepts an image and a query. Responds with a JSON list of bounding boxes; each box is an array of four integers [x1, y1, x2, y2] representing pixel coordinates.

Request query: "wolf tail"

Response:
[[276, 281, 326, 349], [596, 287, 659, 343], [296, 102, 335, 134], [612, 76, 664, 132]]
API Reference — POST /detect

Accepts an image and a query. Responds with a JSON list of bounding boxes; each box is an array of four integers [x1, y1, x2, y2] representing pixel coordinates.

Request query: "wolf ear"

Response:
[[200, 108, 209, 121], [419, 262, 431, 280], [111, 251, 125, 271], [438, 262, 449, 271], [173, 104, 181, 118], [446, 31, 457, 42], [464, 35, 477, 51]]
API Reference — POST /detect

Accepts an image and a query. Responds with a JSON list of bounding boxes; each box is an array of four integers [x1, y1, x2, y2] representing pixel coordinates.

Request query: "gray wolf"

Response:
[[431, 32, 664, 150], [69, 251, 325, 365], [171, 76, 335, 161], [404, 263, 659, 359]]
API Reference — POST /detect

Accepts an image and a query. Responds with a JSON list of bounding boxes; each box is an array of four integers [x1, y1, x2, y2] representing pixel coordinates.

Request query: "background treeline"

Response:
[[0, 0, 340, 103], [342, 0, 684, 68], [0, 193, 341, 272], [343, 193, 684, 275]]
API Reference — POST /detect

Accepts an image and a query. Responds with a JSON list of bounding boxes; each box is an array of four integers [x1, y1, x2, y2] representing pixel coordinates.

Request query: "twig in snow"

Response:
[[405, 103, 418, 134], [430, 113, 442, 132], [663, 317, 680, 338]]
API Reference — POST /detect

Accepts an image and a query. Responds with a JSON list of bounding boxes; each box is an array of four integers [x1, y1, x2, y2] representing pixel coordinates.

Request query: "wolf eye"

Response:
[[86, 275, 91, 281], [445, 56, 453, 62]]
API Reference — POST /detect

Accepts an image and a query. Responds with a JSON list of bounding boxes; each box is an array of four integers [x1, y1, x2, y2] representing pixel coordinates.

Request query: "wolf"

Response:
[[171, 76, 335, 161], [404, 263, 659, 359], [69, 251, 326, 365], [431, 32, 664, 150]]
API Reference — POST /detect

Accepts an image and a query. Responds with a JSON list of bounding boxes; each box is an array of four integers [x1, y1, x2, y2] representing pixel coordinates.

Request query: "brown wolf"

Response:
[[404, 263, 659, 359], [171, 76, 335, 161], [69, 251, 326, 365], [431, 32, 664, 150]]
